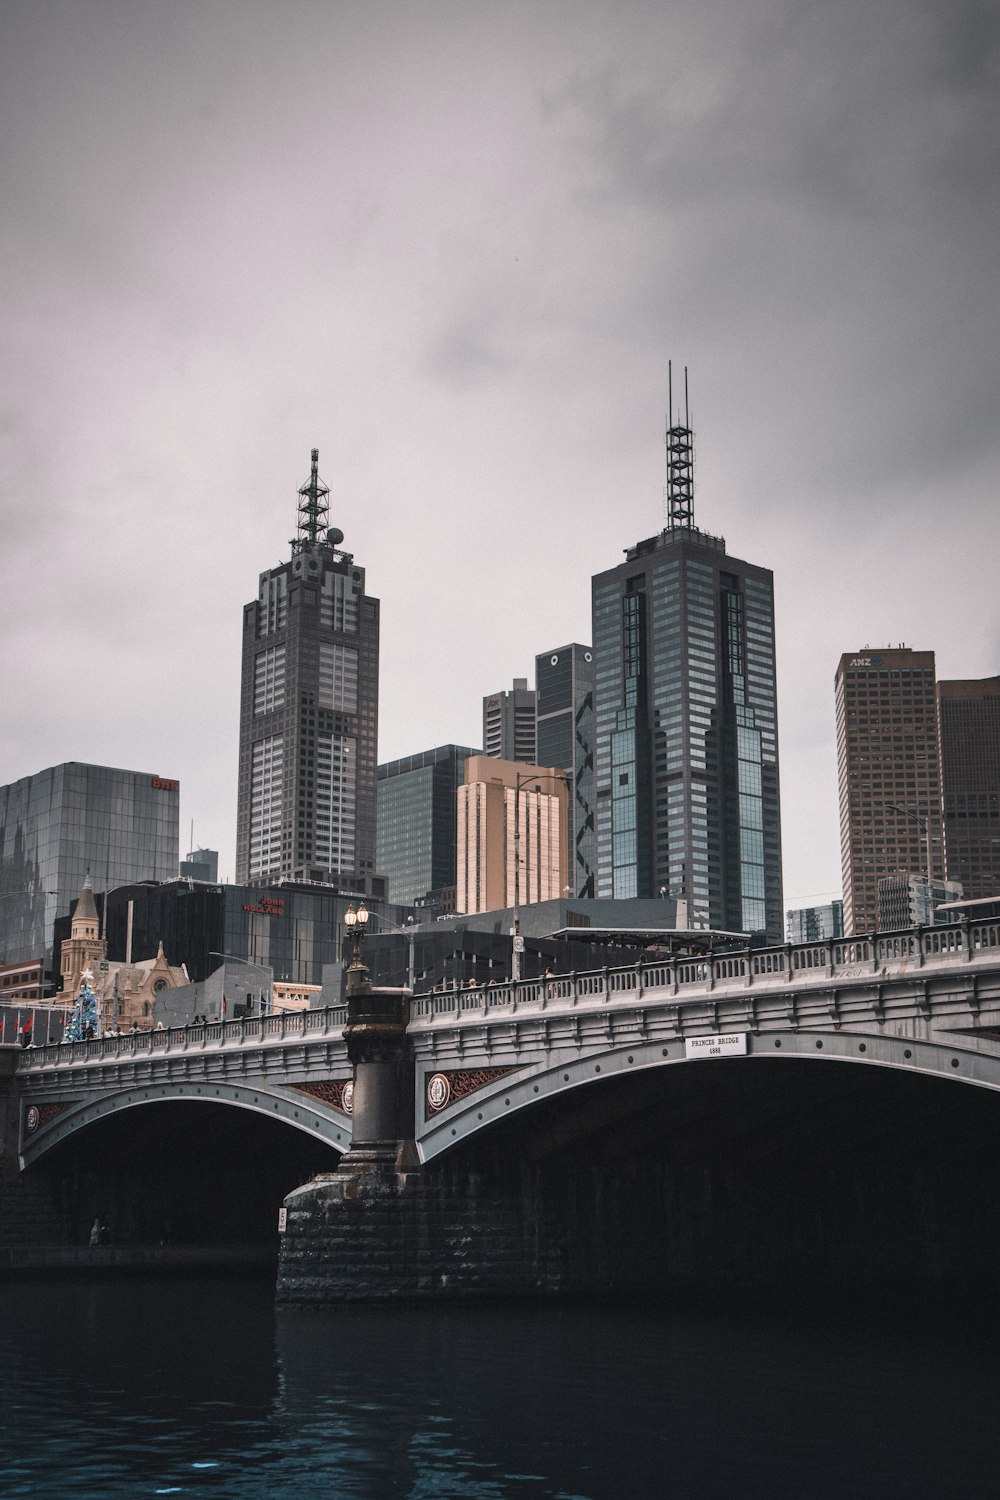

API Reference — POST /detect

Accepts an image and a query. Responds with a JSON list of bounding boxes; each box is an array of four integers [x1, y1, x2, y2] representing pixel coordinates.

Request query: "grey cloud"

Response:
[[424, 322, 506, 387], [1, 0, 996, 905]]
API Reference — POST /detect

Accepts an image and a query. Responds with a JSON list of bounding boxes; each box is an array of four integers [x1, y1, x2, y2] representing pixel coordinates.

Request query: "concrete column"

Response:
[[340, 979, 416, 1172]]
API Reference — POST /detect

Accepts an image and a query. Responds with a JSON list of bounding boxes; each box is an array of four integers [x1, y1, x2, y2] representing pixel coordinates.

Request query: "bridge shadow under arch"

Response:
[[25, 1098, 342, 1254], [414, 1055, 1000, 1294]]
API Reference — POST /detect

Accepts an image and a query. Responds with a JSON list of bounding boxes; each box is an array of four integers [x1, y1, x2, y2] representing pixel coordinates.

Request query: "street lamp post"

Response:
[[342, 902, 370, 996], [893, 810, 941, 900], [511, 770, 571, 983]]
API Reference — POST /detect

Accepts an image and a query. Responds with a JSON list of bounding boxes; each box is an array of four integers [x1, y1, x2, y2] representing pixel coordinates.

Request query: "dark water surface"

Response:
[[1, 1275, 999, 1498]]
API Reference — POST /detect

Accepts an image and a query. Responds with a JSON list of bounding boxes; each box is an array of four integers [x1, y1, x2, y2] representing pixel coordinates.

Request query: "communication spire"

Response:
[[291, 447, 331, 553], [664, 362, 694, 529]]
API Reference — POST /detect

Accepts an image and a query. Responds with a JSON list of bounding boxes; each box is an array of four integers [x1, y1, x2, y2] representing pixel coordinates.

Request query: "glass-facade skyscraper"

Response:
[[235, 451, 381, 893], [591, 388, 781, 938], [535, 644, 596, 898], [593, 529, 781, 937], [938, 676, 1000, 901], [0, 762, 180, 977], [376, 745, 480, 907]]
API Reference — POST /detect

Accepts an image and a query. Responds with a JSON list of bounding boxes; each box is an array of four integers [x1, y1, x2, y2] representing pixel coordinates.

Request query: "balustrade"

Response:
[[18, 921, 1000, 1066], [17, 1005, 349, 1072], [406, 921, 1000, 1024]]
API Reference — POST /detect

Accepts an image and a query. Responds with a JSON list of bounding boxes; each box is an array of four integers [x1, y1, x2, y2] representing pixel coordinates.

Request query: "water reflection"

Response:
[[1, 1278, 1000, 1497]]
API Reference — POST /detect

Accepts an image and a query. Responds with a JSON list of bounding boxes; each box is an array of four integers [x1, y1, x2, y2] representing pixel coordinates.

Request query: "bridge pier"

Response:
[[276, 967, 422, 1301], [0, 1046, 75, 1258]]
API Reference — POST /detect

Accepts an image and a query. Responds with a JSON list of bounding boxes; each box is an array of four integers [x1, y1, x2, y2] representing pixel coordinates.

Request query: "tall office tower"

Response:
[[235, 450, 380, 890], [938, 677, 1000, 900], [591, 373, 782, 938], [786, 900, 844, 944], [0, 762, 180, 977], [377, 744, 481, 906], [535, 644, 596, 898], [482, 678, 537, 762], [456, 756, 568, 914], [835, 647, 942, 935]]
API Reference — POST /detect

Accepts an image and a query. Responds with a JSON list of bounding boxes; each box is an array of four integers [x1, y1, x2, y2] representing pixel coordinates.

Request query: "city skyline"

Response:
[[2, 1, 998, 913]]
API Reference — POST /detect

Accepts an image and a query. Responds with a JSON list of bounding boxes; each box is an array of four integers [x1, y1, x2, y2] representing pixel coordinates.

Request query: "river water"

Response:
[[1, 1274, 999, 1498]]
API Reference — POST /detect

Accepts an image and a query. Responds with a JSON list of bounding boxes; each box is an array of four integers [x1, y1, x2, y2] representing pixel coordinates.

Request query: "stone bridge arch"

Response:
[[416, 1024, 1000, 1162], [20, 1078, 351, 1170]]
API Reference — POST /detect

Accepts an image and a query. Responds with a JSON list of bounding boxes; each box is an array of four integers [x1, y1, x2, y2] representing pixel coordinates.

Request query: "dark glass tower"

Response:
[[591, 378, 782, 938], [235, 451, 380, 890], [535, 644, 596, 898], [938, 676, 1000, 901], [376, 744, 481, 907], [0, 762, 180, 977]]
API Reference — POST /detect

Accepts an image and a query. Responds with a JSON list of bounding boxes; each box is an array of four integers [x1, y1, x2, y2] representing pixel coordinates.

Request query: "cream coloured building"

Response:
[[456, 756, 569, 915], [272, 980, 323, 1013], [60, 876, 188, 1031]]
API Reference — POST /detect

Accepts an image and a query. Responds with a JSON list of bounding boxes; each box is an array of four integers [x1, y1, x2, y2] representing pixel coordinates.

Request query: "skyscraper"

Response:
[[377, 744, 481, 907], [592, 375, 782, 938], [937, 676, 1000, 900], [235, 450, 381, 892], [835, 647, 942, 935], [535, 644, 596, 898], [0, 761, 180, 977], [482, 678, 537, 763], [456, 756, 569, 915]]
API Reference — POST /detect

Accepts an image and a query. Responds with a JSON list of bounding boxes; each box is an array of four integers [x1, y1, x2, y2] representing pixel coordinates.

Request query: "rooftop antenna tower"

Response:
[[291, 447, 330, 553], [664, 361, 694, 529]]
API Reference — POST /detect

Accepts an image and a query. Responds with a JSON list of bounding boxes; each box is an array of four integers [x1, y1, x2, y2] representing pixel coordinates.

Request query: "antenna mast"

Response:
[[291, 448, 330, 553], [664, 362, 694, 529]]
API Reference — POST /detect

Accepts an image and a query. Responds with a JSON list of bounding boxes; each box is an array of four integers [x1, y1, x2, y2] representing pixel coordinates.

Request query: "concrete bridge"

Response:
[[14, 1006, 354, 1169], [7, 916, 1000, 1298]]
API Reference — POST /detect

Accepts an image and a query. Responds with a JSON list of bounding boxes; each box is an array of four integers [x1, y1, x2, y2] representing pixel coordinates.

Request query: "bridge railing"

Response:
[[16, 1004, 349, 1072], [410, 918, 1000, 1022]]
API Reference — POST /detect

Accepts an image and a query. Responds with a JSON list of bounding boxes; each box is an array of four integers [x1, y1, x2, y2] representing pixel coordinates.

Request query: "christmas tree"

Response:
[[64, 969, 99, 1042]]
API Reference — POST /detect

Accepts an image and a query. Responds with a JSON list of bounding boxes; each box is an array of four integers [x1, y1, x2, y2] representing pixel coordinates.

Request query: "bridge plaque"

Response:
[[686, 1032, 748, 1060]]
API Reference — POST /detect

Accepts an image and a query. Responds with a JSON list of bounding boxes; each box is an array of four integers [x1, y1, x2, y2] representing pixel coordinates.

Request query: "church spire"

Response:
[[73, 874, 98, 932]]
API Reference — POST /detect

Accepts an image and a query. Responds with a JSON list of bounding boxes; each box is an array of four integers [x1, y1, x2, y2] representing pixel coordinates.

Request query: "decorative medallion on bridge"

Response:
[[426, 1073, 451, 1112], [290, 1080, 354, 1116], [425, 1066, 517, 1118], [23, 1102, 71, 1134]]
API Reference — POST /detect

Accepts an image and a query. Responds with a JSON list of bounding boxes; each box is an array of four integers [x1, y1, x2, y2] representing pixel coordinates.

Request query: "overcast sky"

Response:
[[2, 0, 997, 908]]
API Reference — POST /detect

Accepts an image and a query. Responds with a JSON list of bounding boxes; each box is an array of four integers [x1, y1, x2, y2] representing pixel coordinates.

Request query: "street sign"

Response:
[[513, 936, 525, 953], [685, 1032, 748, 1060], [277, 1207, 287, 1233]]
